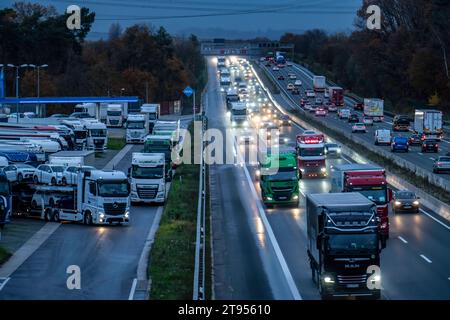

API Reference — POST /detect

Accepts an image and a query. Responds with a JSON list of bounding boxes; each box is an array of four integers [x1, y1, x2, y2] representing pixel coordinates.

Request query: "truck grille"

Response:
[[272, 187, 293, 201], [109, 120, 119, 125], [337, 274, 367, 285], [137, 187, 158, 199], [104, 202, 127, 216]]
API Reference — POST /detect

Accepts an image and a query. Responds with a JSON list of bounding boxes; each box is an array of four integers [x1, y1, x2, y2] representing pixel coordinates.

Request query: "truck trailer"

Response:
[[413, 109, 443, 140], [313, 76, 326, 92], [364, 99, 384, 122]]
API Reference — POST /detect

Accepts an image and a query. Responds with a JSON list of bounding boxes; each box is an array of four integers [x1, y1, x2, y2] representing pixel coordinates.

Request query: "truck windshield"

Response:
[[98, 181, 130, 197], [148, 114, 157, 120], [132, 165, 164, 179], [298, 147, 324, 157], [327, 233, 378, 254], [349, 187, 387, 204], [107, 111, 121, 116], [127, 122, 145, 129], [90, 129, 107, 137], [232, 109, 247, 116], [75, 131, 87, 139], [265, 168, 297, 181], [227, 95, 239, 101]]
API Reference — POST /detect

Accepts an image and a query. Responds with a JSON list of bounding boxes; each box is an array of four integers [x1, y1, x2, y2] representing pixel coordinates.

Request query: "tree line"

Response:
[[280, 0, 450, 115], [0, 2, 206, 111]]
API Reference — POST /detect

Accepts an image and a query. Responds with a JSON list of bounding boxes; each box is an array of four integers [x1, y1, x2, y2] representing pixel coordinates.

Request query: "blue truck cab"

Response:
[[391, 136, 409, 152], [0, 172, 12, 227]]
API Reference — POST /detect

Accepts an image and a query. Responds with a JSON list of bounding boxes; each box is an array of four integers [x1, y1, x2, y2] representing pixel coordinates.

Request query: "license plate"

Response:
[[279, 196, 287, 200], [403, 206, 411, 209], [347, 284, 359, 288]]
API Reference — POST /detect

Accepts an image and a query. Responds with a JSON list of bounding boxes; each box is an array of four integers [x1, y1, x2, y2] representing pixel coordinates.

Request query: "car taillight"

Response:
[[437, 162, 443, 165], [435, 144, 438, 147], [422, 144, 426, 147]]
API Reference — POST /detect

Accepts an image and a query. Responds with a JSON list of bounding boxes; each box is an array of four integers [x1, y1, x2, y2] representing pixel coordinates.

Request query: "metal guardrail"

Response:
[[193, 94, 207, 300]]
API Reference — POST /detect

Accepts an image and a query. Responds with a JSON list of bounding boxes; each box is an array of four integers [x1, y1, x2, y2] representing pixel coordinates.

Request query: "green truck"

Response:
[[258, 146, 299, 207], [143, 135, 174, 181]]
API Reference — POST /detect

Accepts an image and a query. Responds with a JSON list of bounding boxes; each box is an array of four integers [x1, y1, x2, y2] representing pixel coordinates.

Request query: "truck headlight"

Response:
[[337, 149, 341, 153], [243, 121, 249, 127], [323, 276, 335, 283], [394, 201, 401, 206], [232, 121, 237, 127], [125, 211, 130, 218], [413, 200, 419, 206], [266, 196, 273, 201], [321, 167, 327, 172], [99, 213, 105, 219], [292, 195, 299, 200]]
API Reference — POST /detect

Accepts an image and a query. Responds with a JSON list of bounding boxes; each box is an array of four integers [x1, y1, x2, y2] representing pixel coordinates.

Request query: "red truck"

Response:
[[328, 86, 344, 106], [296, 132, 327, 178], [330, 163, 392, 246]]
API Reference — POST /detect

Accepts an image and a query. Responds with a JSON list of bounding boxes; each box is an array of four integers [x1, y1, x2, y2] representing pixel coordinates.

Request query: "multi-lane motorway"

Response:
[[261, 61, 450, 182], [209, 57, 450, 299]]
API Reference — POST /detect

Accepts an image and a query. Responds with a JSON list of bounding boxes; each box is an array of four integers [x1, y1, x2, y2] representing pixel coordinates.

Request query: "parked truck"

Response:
[[296, 132, 327, 178], [328, 87, 344, 106], [106, 104, 124, 127], [140, 104, 160, 134], [28, 170, 130, 225], [413, 109, 443, 140], [74, 103, 97, 118], [306, 192, 381, 300], [61, 119, 87, 150], [129, 153, 165, 204], [153, 120, 180, 146], [258, 146, 299, 207], [364, 99, 384, 122], [313, 76, 326, 92], [0, 171, 12, 227], [143, 135, 174, 181], [126, 114, 148, 144], [82, 120, 108, 152], [330, 163, 392, 244], [275, 51, 286, 65]]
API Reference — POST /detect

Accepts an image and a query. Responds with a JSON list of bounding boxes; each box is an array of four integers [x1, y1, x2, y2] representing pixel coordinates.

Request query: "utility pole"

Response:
[[145, 81, 149, 103]]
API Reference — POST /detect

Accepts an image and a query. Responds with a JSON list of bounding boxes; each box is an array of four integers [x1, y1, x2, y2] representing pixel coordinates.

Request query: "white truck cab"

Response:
[[230, 102, 248, 127], [82, 120, 108, 152], [140, 104, 160, 133], [126, 114, 148, 144], [130, 153, 165, 204], [106, 104, 124, 127]]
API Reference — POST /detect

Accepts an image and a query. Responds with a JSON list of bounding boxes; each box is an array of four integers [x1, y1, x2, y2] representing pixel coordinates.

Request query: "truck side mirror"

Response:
[[388, 188, 393, 201], [316, 234, 322, 250]]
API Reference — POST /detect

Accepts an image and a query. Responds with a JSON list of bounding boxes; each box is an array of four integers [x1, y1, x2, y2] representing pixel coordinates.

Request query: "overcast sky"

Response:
[[3, 0, 362, 39]]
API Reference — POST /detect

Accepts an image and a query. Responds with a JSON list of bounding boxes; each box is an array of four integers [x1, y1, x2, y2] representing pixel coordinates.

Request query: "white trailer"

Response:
[[140, 104, 160, 133], [106, 104, 124, 127], [49, 156, 84, 167], [32, 170, 130, 225], [126, 113, 148, 144], [130, 153, 165, 204], [364, 98, 384, 122], [153, 120, 180, 146], [313, 76, 326, 92], [414, 109, 443, 140], [74, 103, 97, 117]]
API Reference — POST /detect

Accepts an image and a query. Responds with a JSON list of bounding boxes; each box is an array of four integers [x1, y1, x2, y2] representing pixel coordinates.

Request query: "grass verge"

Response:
[[0, 246, 11, 265], [148, 122, 211, 299], [107, 137, 126, 150]]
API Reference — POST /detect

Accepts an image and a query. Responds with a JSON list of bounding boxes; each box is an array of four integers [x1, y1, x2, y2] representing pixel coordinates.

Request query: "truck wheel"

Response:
[[51, 177, 56, 185], [33, 175, 39, 184], [44, 208, 52, 221], [18, 173, 23, 182], [62, 177, 67, 185], [84, 212, 93, 225], [53, 210, 60, 222], [49, 198, 54, 207]]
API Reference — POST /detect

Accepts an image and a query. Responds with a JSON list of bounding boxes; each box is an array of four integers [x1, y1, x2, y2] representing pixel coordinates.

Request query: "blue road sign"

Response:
[[183, 86, 194, 97]]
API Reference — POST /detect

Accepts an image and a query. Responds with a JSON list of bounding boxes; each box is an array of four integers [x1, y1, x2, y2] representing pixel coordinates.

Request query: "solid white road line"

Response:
[[429, 157, 435, 161], [128, 278, 138, 300], [419, 209, 450, 230], [398, 236, 408, 244], [103, 144, 134, 170], [0, 277, 10, 291], [420, 254, 432, 264], [236, 140, 302, 300]]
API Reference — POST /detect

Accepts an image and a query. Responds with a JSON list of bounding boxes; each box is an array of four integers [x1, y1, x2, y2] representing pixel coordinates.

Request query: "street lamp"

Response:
[[6, 64, 28, 123], [27, 64, 48, 116], [120, 88, 125, 96]]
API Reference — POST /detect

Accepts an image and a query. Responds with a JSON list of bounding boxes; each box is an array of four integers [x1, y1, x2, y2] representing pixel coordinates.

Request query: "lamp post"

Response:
[[27, 64, 48, 116], [6, 64, 28, 123]]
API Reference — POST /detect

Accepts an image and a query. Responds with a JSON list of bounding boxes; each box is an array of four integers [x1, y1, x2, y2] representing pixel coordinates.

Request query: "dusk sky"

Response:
[[3, 0, 363, 39]]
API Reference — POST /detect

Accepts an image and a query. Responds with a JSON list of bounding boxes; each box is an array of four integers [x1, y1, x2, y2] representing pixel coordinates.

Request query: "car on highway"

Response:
[[315, 107, 327, 117], [272, 66, 280, 71], [305, 90, 316, 98], [374, 129, 392, 145], [286, 61, 293, 67], [352, 122, 367, 133], [338, 108, 350, 119], [33, 164, 65, 185], [291, 87, 300, 95], [421, 139, 439, 153], [408, 134, 422, 146], [315, 98, 323, 105], [294, 80, 302, 87], [393, 190, 420, 214], [324, 143, 342, 157], [279, 115, 292, 126], [348, 113, 359, 123], [277, 75, 285, 80], [287, 83, 294, 90], [49, 114, 69, 118], [305, 103, 315, 112], [277, 64, 284, 69], [300, 98, 306, 106], [1, 163, 36, 183], [354, 102, 364, 111], [62, 165, 96, 185], [432, 156, 450, 173], [324, 91, 330, 98], [288, 73, 297, 80], [363, 116, 374, 126], [328, 104, 338, 112], [391, 136, 409, 152]]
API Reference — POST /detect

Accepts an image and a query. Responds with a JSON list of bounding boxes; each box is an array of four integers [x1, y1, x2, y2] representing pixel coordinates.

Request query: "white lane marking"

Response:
[[429, 157, 435, 161], [128, 278, 138, 300], [398, 236, 408, 244], [418, 153, 423, 155], [236, 140, 302, 300], [420, 254, 432, 264], [420, 209, 450, 230], [0, 222, 61, 278], [103, 144, 134, 170], [0, 277, 11, 291]]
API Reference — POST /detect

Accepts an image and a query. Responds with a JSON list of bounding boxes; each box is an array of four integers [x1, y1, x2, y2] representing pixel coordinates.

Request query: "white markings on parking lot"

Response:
[[398, 236, 408, 244], [420, 254, 432, 264]]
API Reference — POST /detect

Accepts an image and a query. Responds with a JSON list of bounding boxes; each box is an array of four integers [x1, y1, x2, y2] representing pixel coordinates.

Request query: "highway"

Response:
[[210, 56, 450, 299], [0, 145, 159, 299], [260, 61, 450, 183]]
